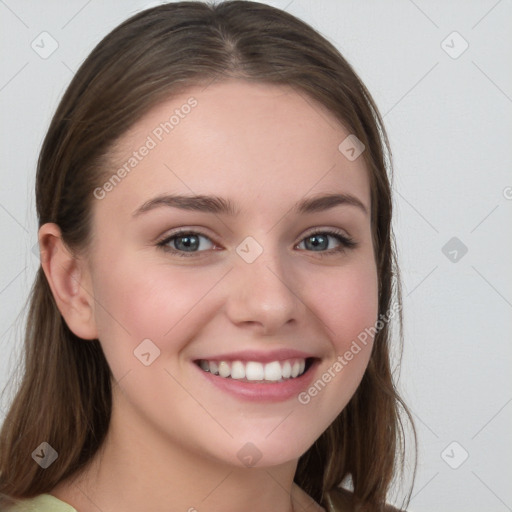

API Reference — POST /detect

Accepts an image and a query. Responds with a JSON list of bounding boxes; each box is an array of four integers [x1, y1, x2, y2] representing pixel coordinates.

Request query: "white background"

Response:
[[1, 1, 511, 511]]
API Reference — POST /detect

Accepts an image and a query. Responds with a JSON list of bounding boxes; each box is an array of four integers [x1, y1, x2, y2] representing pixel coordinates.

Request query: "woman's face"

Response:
[[85, 79, 378, 468]]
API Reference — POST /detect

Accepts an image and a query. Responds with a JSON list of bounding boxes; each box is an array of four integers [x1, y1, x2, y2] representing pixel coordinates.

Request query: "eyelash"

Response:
[[156, 228, 357, 258]]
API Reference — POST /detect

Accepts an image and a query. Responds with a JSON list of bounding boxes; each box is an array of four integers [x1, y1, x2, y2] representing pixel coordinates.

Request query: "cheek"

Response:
[[312, 259, 379, 351], [89, 254, 221, 375], [295, 259, 379, 419]]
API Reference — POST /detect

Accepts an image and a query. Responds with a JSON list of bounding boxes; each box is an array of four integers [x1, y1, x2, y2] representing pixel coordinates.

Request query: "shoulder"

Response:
[[4, 493, 78, 512], [323, 486, 406, 512]]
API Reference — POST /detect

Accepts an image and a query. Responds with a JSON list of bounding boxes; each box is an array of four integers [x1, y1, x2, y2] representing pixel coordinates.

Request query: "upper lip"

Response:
[[194, 349, 317, 363]]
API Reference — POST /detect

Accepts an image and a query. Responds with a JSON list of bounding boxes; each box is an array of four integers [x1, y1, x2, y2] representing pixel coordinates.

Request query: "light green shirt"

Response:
[[6, 493, 77, 512], [5, 488, 403, 511]]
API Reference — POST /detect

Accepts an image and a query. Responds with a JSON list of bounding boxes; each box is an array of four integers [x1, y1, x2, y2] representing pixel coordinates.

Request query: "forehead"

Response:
[[97, 79, 371, 221]]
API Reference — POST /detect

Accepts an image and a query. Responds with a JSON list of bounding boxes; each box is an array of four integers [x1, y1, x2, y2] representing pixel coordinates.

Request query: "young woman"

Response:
[[0, 1, 416, 511]]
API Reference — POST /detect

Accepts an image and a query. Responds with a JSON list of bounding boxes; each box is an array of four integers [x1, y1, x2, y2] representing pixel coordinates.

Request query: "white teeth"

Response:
[[231, 361, 245, 379], [218, 361, 230, 378], [209, 361, 219, 375], [245, 361, 265, 381], [197, 358, 309, 382], [264, 361, 282, 381], [282, 361, 291, 378]]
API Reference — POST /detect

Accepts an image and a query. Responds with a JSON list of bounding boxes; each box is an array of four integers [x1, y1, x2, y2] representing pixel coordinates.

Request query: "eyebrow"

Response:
[[132, 192, 368, 217]]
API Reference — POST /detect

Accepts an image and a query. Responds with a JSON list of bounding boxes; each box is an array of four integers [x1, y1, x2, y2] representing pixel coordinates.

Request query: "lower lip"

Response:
[[193, 359, 320, 402]]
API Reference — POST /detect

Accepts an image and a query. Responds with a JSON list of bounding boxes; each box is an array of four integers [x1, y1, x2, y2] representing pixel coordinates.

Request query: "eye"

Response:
[[156, 228, 357, 258], [157, 230, 215, 257], [296, 229, 357, 254]]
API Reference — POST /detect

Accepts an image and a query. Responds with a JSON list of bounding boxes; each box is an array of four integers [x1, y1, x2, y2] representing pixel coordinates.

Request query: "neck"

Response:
[[51, 389, 320, 512]]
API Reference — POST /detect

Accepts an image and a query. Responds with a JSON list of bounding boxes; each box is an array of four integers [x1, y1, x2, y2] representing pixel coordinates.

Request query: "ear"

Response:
[[38, 223, 98, 340]]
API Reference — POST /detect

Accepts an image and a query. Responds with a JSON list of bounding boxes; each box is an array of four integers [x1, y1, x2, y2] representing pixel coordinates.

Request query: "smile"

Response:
[[192, 350, 320, 402], [196, 358, 311, 383]]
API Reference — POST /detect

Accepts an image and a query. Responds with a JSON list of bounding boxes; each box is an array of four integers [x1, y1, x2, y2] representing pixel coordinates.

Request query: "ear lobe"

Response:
[[38, 222, 98, 340]]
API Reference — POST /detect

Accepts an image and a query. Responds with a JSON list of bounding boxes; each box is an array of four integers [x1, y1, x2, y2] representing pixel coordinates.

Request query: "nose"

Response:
[[224, 244, 303, 335]]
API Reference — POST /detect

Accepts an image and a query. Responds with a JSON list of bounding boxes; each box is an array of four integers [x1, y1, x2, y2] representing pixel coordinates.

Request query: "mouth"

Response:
[[194, 357, 315, 383], [192, 354, 320, 402]]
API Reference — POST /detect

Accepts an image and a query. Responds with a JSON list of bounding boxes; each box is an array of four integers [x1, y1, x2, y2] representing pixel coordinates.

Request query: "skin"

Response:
[[41, 79, 379, 512]]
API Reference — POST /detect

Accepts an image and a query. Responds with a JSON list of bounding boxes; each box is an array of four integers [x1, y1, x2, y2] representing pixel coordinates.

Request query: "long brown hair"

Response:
[[0, 1, 416, 510]]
